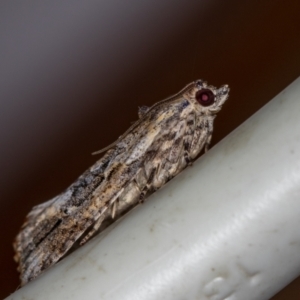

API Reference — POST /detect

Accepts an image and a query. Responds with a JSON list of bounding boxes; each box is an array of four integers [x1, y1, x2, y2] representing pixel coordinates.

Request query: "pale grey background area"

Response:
[[1, 1, 300, 298]]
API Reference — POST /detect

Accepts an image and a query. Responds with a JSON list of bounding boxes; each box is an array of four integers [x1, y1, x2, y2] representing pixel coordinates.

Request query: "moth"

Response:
[[14, 79, 229, 285]]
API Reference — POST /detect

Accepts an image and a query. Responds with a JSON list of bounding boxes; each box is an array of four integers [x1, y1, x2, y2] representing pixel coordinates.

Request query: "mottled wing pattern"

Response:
[[14, 80, 229, 285]]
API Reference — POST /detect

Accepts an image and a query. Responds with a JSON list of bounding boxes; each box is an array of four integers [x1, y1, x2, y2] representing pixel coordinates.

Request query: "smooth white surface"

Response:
[[7, 77, 300, 299]]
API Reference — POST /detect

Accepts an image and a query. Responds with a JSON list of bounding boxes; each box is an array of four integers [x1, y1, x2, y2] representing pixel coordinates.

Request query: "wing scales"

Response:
[[14, 79, 229, 285]]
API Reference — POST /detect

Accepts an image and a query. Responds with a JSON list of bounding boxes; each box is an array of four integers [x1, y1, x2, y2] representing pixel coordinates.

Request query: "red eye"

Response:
[[195, 89, 215, 106]]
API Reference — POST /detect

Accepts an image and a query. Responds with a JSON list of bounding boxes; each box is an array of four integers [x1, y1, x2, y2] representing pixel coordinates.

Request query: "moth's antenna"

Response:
[[92, 82, 195, 155], [92, 143, 118, 155]]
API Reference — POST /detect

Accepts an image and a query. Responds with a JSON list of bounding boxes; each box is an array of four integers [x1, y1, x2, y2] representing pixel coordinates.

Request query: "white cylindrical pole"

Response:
[[6, 77, 300, 300]]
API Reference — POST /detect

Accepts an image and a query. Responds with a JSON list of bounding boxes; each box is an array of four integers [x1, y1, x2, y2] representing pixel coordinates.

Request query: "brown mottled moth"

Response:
[[14, 80, 229, 285]]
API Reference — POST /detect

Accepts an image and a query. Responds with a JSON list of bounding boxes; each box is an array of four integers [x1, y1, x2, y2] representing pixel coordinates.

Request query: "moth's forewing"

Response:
[[14, 80, 229, 285]]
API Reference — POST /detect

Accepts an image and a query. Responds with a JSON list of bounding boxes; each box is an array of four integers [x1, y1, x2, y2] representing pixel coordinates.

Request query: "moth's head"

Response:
[[189, 79, 229, 114]]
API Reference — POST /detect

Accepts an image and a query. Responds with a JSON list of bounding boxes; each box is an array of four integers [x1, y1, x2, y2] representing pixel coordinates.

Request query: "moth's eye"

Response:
[[195, 89, 215, 106]]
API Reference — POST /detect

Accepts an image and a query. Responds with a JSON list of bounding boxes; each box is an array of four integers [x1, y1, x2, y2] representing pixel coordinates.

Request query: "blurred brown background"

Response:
[[1, 0, 300, 298]]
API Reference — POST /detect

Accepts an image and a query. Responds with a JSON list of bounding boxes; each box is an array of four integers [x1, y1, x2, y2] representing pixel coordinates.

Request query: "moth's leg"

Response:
[[111, 200, 118, 219], [184, 150, 192, 165], [135, 167, 147, 191], [122, 166, 148, 203], [204, 119, 214, 153], [112, 180, 142, 216], [139, 167, 156, 202], [204, 133, 212, 153], [189, 118, 211, 159], [139, 188, 147, 203], [79, 212, 107, 246]]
